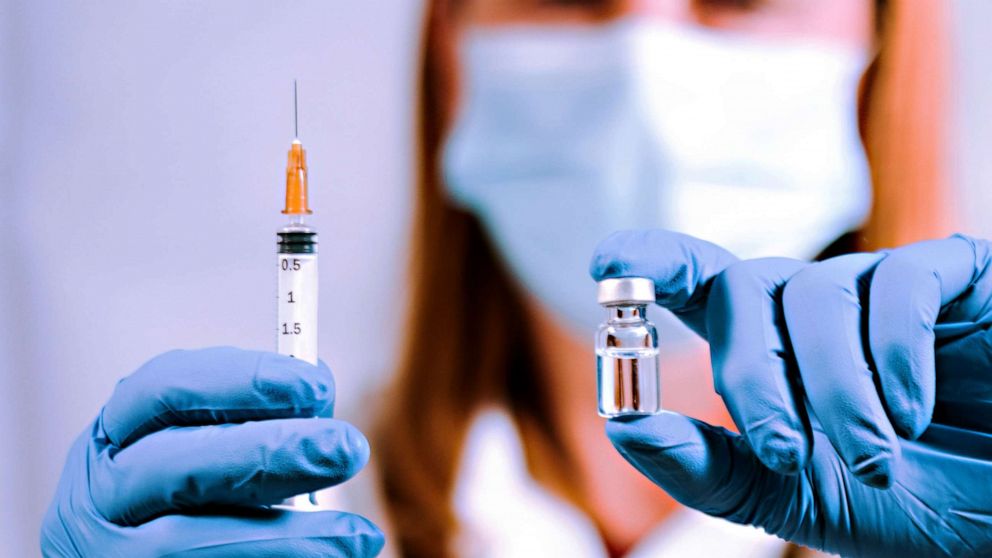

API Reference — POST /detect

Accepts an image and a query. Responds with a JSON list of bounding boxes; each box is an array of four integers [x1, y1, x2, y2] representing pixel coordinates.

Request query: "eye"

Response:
[[537, 0, 611, 6], [530, 0, 617, 22], [695, 0, 765, 10], [536, 0, 614, 16], [692, 0, 773, 28], [460, 0, 614, 25]]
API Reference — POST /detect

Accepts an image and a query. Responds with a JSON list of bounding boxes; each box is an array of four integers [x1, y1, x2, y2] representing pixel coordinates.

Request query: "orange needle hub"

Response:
[[283, 139, 311, 215]]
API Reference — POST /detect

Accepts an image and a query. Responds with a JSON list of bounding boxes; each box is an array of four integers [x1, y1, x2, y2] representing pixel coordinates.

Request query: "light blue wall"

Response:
[[953, 1, 992, 238], [1, 0, 24, 552]]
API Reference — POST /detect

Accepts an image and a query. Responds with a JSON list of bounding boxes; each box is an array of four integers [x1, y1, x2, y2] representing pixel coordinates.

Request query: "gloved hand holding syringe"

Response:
[[39, 82, 384, 557]]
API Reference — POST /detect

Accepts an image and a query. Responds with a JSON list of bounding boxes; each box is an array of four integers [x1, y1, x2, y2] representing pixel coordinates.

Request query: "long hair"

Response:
[[374, 2, 954, 556], [861, 0, 953, 248]]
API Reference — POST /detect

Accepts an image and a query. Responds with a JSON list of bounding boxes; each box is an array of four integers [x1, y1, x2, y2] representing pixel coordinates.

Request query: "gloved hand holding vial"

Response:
[[590, 229, 992, 558]]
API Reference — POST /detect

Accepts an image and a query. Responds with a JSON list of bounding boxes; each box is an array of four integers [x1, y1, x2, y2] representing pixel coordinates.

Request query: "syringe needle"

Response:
[[275, 78, 319, 510], [283, 80, 310, 217]]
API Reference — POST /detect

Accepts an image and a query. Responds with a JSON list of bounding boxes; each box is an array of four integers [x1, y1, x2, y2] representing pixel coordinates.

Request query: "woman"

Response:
[[376, 0, 952, 556], [42, 1, 966, 557]]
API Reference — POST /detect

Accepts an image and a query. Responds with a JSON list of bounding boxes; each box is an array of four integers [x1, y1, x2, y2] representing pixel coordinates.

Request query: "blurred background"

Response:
[[1, 1, 990, 556]]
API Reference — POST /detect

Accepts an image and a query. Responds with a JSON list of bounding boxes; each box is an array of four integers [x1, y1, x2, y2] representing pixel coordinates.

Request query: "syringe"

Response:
[[276, 81, 321, 509]]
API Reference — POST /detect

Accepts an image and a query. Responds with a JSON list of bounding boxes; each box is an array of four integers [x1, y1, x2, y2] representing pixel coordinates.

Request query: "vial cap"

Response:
[[597, 277, 655, 306]]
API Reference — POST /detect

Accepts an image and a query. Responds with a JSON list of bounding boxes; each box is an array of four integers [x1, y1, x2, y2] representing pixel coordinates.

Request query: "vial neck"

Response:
[[608, 305, 647, 322]]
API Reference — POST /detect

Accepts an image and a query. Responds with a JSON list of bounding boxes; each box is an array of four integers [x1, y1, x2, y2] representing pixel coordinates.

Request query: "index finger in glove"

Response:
[[101, 347, 335, 448], [590, 229, 739, 337], [707, 258, 813, 474], [139, 509, 384, 557], [92, 418, 368, 525], [783, 253, 900, 488], [868, 236, 979, 439]]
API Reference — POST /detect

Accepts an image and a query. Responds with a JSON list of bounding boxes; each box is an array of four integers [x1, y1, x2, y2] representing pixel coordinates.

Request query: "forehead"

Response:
[[457, 0, 874, 47]]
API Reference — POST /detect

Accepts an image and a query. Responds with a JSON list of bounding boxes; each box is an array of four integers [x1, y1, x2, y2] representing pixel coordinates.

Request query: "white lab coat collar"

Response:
[[452, 410, 789, 558]]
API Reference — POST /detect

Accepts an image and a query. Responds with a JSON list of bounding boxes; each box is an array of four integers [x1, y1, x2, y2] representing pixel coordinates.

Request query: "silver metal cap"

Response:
[[597, 277, 655, 306]]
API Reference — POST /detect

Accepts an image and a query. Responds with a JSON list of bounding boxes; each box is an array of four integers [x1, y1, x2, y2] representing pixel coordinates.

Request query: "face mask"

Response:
[[442, 20, 872, 337]]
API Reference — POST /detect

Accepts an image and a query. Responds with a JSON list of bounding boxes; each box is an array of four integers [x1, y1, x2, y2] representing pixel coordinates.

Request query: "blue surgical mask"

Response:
[[442, 20, 872, 337]]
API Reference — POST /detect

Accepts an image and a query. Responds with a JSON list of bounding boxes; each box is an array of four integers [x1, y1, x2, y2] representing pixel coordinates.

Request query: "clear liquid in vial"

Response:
[[597, 346, 661, 417]]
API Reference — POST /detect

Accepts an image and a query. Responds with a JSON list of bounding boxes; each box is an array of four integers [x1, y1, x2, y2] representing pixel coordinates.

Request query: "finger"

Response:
[[606, 413, 766, 519], [707, 258, 813, 474], [140, 509, 384, 557], [92, 418, 369, 525], [590, 229, 739, 336], [868, 236, 977, 438], [783, 253, 900, 488], [935, 328, 992, 433], [934, 234, 992, 328], [102, 347, 335, 448]]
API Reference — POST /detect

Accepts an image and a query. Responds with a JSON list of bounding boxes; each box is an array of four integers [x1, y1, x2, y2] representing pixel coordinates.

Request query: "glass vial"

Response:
[[596, 277, 661, 418]]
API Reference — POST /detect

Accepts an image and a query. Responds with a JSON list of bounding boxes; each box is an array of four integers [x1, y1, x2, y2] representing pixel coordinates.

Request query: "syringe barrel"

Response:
[[276, 229, 318, 367], [274, 227, 321, 509]]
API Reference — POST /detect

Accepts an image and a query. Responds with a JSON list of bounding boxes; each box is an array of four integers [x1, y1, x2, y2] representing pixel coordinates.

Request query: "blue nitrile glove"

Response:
[[41, 347, 384, 557], [591, 230, 992, 558]]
